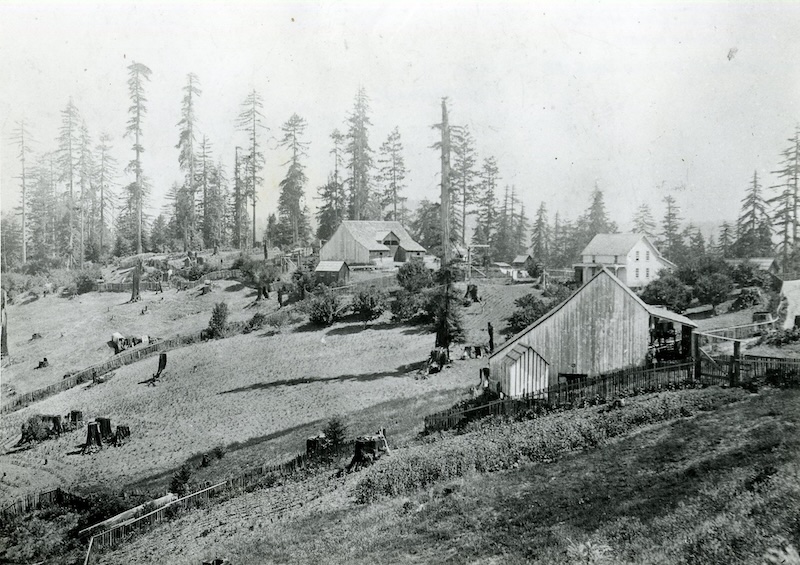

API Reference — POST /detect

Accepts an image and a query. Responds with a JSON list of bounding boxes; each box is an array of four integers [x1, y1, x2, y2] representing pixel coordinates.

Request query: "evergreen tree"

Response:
[[660, 195, 684, 262], [632, 203, 656, 238], [345, 87, 374, 220], [579, 185, 617, 244], [1, 214, 22, 271], [124, 61, 152, 255], [176, 73, 201, 246], [514, 202, 530, 257], [277, 113, 310, 247], [197, 135, 215, 247], [735, 170, 772, 257], [231, 147, 250, 249], [770, 125, 800, 268], [150, 214, 168, 253], [95, 133, 117, 258], [376, 127, 407, 221], [57, 98, 81, 264], [28, 156, 58, 261], [717, 221, 734, 258], [530, 202, 549, 264], [316, 130, 347, 243], [11, 120, 33, 264], [409, 199, 442, 256], [491, 185, 515, 261], [686, 224, 706, 256], [236, 89, 267, 247], [450, 125, 479, 246], [76, 120, 94, 266], [473, 156, 499, 264]]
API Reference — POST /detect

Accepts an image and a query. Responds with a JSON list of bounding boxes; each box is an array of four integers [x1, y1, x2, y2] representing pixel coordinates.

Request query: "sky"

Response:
[[1, 0, 799, 240]]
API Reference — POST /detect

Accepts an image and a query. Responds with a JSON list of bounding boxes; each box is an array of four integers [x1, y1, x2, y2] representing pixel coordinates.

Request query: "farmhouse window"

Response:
[[646, 268, 650, 278], [646, 250, 650, 260], [635, 268, 640, 278], [635, 251, 640, 261]]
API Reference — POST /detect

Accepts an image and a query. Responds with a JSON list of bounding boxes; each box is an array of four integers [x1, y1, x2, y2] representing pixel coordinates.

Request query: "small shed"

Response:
[[314, 261, 350, 286]]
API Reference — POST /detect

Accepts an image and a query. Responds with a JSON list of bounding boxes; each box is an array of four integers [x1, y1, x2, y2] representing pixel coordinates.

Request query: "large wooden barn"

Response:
[[319, 221, 426, 265], [488, 268, 697, 397]]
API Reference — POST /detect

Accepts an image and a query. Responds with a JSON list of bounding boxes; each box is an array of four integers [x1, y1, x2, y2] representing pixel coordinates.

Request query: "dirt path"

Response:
[[781, 279, 800, 329]]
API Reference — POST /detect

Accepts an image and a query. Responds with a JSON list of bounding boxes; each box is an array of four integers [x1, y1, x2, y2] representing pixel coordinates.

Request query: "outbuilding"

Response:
[[314, 261, 350, 286], [319, 221, 426, 265], [488, 268, 697, 398]]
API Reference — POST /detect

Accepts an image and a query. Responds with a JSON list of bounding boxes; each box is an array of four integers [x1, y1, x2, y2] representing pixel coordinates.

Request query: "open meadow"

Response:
[[0, 315, 483, 499]]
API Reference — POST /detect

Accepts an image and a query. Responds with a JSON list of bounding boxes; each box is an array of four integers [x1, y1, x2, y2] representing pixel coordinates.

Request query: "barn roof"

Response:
[[315, 261, 348, 272], [512, 254, 532, 265], [491, 267, 696, 360], [340, 221, 426, 253]]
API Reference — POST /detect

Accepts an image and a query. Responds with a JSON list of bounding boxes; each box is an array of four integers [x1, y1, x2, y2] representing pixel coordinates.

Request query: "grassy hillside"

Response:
[[94, 387, 800, 565], [1, 279, 269, 397], [0, 314, 484, 499]]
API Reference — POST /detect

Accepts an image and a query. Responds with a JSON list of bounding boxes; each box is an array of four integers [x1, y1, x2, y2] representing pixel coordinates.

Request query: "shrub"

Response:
[[542, 283, 571, 304], [74, 267, 102, 294], [307, 288, 345, 326], [694, 273, 734, 313], [397, 261, 434, 293], [640, 274, 692, 313], [391, 289, 428, 322], [243, 312, 268, 334], [505, 294, 550, 334], [291, 268, 316, 300], [212, 445, 225, 459], [731, 263, 772, 288], [731, 287, 762, 311], [207, 302, 229, 339], [21, 415, 51, 444], [169, 464, 193, 497], [352, 286, 388, 324]]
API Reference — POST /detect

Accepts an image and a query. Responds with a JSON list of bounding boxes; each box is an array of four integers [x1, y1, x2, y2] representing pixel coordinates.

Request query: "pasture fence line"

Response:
[[329, 274, 399, 295], [696, 319, 776, 342], [1, 487, 88, 521], [85, 440, 355, 561], [95, 269, 245, 293], [425, 362, 708, 433], [1, 332, 204, 415]]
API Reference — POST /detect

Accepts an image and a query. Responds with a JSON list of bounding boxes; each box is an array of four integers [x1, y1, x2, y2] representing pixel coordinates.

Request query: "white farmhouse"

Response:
[[573, 233, 675, 288]]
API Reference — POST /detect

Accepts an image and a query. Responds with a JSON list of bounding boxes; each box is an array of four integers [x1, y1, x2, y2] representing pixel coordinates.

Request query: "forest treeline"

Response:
[[1, 61, 798, 273]]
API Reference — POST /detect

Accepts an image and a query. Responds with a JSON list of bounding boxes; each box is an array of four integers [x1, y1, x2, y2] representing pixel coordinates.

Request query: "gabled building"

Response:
[[488, 268, 696, 398], [314, 261, 350, 286], [723, 257, 780, 275], [573, 233, 675, 288], [319, 221, 426, 266]]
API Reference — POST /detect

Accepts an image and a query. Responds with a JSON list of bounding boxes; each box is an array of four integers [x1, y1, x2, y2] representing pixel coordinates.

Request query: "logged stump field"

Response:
[[0, 317, 482, 499], [0, 279, 267, 397]]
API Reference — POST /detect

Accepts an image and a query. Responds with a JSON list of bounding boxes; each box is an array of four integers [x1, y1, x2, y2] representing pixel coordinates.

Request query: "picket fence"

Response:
[[716, 353, 800, 387], [1, 487, 88, 521], [329, 274, 399, 294], [85, 441, 354, 560], [1, 333, 203, 414], [424, 362, 717, 433]]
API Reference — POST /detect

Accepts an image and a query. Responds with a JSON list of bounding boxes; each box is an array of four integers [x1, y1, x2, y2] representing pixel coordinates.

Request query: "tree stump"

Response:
[[96, 418, 113, 441], [82, 422, 103, 454], [114, 425, 131, 446]]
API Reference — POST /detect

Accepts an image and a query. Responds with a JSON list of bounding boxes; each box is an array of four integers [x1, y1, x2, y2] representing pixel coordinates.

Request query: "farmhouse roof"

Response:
[[315, 261, 348, 272], [580, 233, 675, 267], [490, 267, 696, 360], [340, 221, 426, 252]]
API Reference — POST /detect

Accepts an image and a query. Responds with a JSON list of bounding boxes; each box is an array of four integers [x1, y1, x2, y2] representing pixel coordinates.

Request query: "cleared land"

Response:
[[94, 388, 800, 565], [0, 280, 272, 397], [0, 315, 484, 499]]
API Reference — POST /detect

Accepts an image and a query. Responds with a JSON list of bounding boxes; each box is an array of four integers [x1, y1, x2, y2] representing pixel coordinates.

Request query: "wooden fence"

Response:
[[95, 269, 244, 293], [425, 363, 698, 433], [1, 332, 203, 414], [1, 487, 87, 521], [697, 319, 776, 341], [329, 274, 398, 294], [85, 441, 354, 560], [712, 353, 800, 387]]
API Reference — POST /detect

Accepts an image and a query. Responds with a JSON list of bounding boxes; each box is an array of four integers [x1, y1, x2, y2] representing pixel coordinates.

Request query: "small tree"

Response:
[[323, 417, 347, 449], [207, 301, 229, 338], [640, 274, 693, 313], [397, 261, 434, 292], [694, 273, 734, 315], [169, 463, 193, 497], [291, 267, 316, 300], [352, 286, 388, 326], [307, 288, 344, 326]]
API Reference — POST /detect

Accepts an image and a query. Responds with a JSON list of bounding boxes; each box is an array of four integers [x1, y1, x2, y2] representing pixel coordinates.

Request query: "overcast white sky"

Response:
[[1, 1, 799, 238]]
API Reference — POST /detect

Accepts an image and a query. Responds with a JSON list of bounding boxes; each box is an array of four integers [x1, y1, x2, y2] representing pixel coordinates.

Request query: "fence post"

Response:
[[732, 341, 741, 387], [692, 332, 701, 383]]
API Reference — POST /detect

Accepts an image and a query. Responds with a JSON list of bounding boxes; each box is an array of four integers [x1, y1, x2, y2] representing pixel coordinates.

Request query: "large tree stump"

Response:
[[114, 425, 131, 446], [82, 422, 103, 454], [96, 418, 113, 441], [130, 260, 142, 302]]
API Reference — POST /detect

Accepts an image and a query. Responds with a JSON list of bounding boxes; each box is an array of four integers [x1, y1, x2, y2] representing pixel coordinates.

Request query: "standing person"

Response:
[[488, 322, 495, 354]]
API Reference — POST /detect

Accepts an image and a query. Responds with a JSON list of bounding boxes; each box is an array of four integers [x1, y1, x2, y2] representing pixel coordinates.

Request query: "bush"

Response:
[[391, 289, 428, 322], [207, 302, 229, 339], [243, 312, 268, 334], [731, 287, 762, 311], [505, 294, 550, 334], [542, 283, 572, 304], [640, 274, 693, 313], [694, 273, 734, 312], [307, 288, 344, 326], [397, 261, 434, 293], [731, 263, 772, 288], [169, 463, 193, 497], [291, 268, 316, 300], [74, 267, 102, 294], [21, 415, 51, 444], [353, 388, 745, 503], [352, 286, 388, 324]]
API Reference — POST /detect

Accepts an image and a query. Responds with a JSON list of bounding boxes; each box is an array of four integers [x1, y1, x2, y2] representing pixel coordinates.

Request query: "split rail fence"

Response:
[[696, 319, 777, 342]]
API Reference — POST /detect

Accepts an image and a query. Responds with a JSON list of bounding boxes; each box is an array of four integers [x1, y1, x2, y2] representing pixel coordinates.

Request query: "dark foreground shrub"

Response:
[[207, 302, 229, 339]]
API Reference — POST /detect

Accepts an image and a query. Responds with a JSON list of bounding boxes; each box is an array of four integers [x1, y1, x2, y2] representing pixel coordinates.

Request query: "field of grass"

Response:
[[94, 387, 800, 565], [0, 279, 269, 397], [0, 312, 485, 500], [455, 281, 540, 346]]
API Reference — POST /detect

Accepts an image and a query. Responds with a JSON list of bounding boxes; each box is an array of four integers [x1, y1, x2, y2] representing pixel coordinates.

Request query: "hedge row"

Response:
[[354, 388, 747, 503]]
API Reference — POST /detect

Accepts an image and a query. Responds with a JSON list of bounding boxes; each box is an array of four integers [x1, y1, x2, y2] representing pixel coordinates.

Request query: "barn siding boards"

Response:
[[319, 221, 425, 265], [489, 269, 657, 395]]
